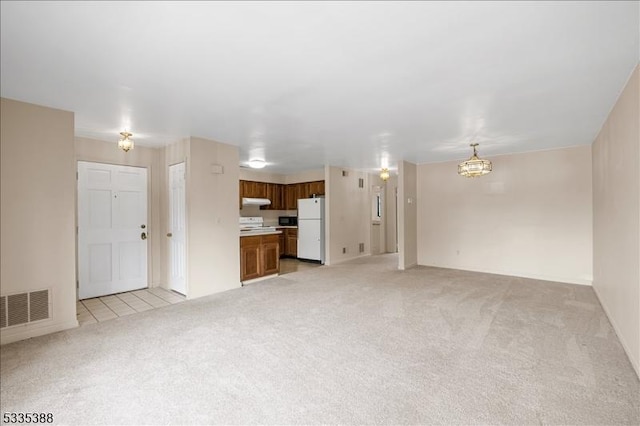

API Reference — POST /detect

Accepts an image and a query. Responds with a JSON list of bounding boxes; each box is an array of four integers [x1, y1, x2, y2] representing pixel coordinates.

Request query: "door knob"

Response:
[[141, 224, 146, 229], [166, 233, 173, 237], [141, 232, 147, 240]]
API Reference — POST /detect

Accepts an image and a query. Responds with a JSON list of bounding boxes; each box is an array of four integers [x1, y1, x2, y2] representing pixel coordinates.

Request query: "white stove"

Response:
[[239, 217, 277, 234]]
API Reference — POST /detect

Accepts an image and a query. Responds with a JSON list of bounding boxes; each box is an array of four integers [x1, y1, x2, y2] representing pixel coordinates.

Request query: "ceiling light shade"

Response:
[[118, 131, 134, 152], [458, 143, 492, 177], [248, 159, 266, 169], [380, 168, 390, 181]]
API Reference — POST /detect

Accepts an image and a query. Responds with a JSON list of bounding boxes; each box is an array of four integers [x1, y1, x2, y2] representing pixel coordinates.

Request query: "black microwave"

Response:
[[278, 216, 298, 226]]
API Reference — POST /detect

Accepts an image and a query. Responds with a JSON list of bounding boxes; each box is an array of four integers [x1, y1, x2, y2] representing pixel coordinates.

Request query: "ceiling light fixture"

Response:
[[380, 168, 390, 181], [248, 159, 266, 169], [458, 143, 492, 177], [117, 131, 134, 152]]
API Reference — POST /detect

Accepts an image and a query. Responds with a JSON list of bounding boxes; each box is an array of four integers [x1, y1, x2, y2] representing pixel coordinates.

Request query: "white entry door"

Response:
[[168, 162, 187, 295], [78, 161, 148, 299]]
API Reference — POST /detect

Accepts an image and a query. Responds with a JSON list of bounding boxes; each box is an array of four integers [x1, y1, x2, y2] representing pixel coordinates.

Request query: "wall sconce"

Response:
[[118, 131, 134, 152]]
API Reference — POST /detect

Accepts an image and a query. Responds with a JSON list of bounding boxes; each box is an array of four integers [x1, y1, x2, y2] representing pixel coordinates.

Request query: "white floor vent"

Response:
[[0, 289, 50, 329]]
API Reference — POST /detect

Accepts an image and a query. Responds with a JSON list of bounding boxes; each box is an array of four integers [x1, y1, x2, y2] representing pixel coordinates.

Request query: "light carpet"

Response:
[[1, 254, 638, 425]]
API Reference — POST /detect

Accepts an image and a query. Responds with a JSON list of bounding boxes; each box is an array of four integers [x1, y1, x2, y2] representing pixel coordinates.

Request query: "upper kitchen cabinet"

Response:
[[245, 181, 267, 198], [240, 179, 325, 210], [261, 183, 285, 210], [308, 180, 325, 196], [293, 180, 324, 204], [239, 180, 272, 209], [285, 184, 299, 210]]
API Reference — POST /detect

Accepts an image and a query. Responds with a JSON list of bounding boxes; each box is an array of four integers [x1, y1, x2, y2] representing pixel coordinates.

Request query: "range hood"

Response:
[[242, 197, 271, 206]]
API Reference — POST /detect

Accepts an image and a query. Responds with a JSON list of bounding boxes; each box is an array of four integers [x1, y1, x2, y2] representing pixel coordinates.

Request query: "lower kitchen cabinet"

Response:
[[276, 228, 298, 258], [240, 234, 281, 281], [278, 232, 285, 257], [262, 237, 280, 276], [285, 228, 298, 257]]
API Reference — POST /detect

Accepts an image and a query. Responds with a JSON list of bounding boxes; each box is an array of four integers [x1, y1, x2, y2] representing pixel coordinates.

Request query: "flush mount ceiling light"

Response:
[[380, 168, 390, 181], [117, 131, 134, 152], [248, 159, 266, 169], [458, 143, 492, 178]]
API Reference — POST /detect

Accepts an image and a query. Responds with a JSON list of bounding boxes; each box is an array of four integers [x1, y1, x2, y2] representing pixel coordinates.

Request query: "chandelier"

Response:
[[458, 143, 492, 177], [380, 168, 390, 181], [118, 131, 134, 152]]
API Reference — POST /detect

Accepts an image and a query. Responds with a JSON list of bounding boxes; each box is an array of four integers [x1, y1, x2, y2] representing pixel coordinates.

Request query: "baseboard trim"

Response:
[[0, 319, 79, 345], [242, 274, 278, 285], [399, 262, 418, 271], [327, 253, 371, 266], [418, 262, 592, 286], [592, 284, 640, 380]]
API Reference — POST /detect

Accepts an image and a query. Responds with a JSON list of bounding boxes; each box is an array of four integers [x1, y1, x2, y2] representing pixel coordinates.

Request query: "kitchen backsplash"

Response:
[[240, 205, 297, 226]]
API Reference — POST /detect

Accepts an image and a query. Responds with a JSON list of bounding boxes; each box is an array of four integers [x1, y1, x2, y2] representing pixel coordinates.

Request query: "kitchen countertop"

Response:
[[275, 225, 298, 229], [239, 230, 283, 237]]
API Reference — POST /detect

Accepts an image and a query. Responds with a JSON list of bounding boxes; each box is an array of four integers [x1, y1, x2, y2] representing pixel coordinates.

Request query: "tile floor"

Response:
[[77, 287, 185, 325], [280, 258, 322, 275]]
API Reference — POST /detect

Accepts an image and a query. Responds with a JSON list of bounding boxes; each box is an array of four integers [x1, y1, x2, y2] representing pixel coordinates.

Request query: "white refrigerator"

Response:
[[297, 198, 325, 264]]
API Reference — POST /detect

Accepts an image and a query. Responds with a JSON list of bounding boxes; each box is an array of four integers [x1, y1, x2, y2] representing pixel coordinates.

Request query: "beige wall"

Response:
[[284, 169, 325, 184], [416, 146, 593, 285], [325, 166, 371, 265], [592, 65, 639, 376], [186, 137, 241, 299], [75, 137, 163, 286], [239, 168, 324, 185], [239, 169, 285, 184], [1, 98, 77, 344], [398, 161, 418, 269]]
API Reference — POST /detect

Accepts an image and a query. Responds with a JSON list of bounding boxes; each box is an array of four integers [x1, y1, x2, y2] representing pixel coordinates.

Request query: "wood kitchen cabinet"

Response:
[[240, 236, 262, 281], [240, 234, 281, 281], [261, 183, 285, 210], [241, 179, 325, 210], [239, 180, 267, 198], [285, 184, 299, 209], [286, 181, 325, 208], [298, 182, 311, 200], [251, 181, 267, 198], [308, 180, 325, 196], [262, 235, 280, 276], [278, 232, 285, 257], [285, 228, 298, 257], [276, 228, 297, 258]]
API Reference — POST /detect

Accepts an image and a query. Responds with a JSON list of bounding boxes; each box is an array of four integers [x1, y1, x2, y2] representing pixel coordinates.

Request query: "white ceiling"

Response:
[[1, 1, 638, 174]]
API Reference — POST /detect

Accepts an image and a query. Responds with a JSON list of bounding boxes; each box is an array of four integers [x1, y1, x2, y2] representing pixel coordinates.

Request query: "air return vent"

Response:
[[0, 296, 6, 329], [0, 289, 50, 329], [358, 178, 364, 188], [359, 243, 365, 253]]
